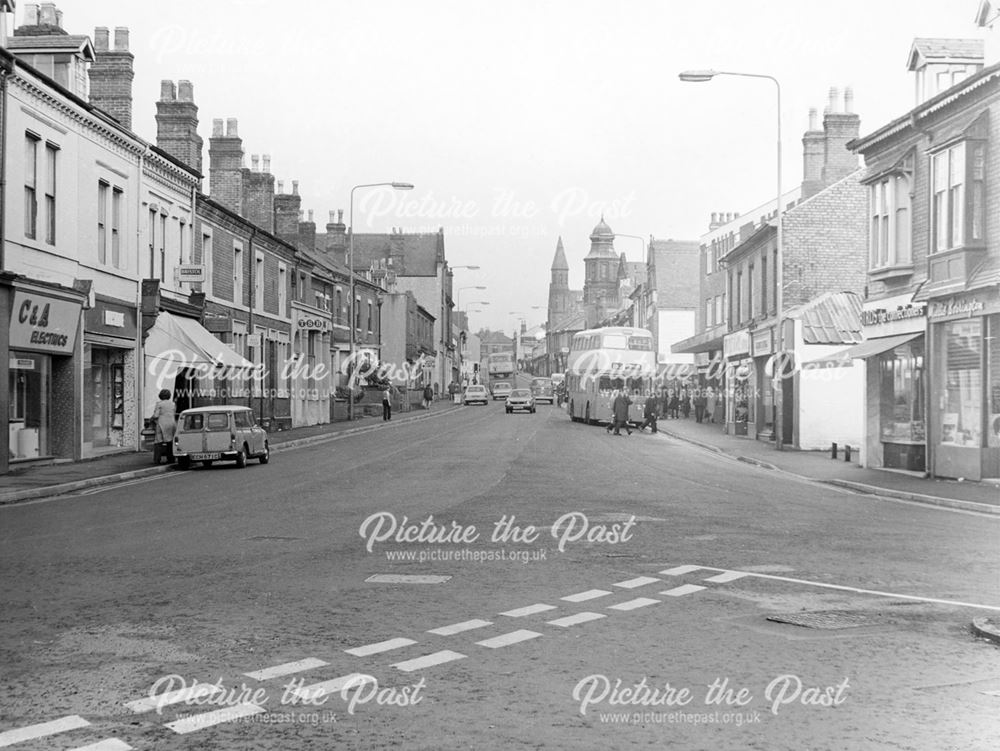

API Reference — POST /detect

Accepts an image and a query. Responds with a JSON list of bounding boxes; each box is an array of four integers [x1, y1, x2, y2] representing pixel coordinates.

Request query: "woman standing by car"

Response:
[[151, 389, 177, 463]]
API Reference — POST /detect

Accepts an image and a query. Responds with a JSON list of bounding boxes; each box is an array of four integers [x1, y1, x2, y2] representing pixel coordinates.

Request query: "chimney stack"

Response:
[[88, 25, 134, 129], [801, 106, 826, 199], [273, 179, 301, 244], [821, 85, 861, 186], [298, 208, 317, 251], [208, 116, 244, 213], [326, 209, 349, 265], [155, 79, 203, 175], [251, 154, 260, 172], [242, 149, 275, 231]]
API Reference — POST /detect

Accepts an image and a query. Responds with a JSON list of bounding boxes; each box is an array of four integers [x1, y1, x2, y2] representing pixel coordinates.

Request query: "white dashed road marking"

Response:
[[476, 630, 543, 649], [703, 571, 749, 583], [67, 740, 132, 751], [345, 637, 417, 657], [561, 589, 612, 602], [244, 657, 329, 681], [660, 565, 703, 576], [290, 674, 375, 701], [661, 584, 707, 597], [125, 682, 222, 713], [164, 703, 266, 735], [0, 716, 90, 748], [613, 576, 661, 589], [608, 597, 660, 611], [393, 650, 466, 672], [427, 619, 493, 636], [547, 612, 607, 628], [500, 603, 557, 618]]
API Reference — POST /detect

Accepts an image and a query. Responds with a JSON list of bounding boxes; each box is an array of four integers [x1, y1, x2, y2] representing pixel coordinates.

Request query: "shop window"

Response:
[[878, 340, 925, 444], [940, 319, 982, 447], [988, 315, 1000, 449], [8, 352, 50, 459]]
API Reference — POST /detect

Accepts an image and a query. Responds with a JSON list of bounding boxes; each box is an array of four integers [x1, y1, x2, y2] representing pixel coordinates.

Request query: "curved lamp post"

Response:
[[679, 68, 784, 451]]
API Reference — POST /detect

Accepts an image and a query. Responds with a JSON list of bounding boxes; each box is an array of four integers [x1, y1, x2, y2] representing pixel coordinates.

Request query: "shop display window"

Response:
[[879, 340, 925, 443], [941, 320, 982, 447], [988, 315, 1000, 449], [8, 352, 50, 459]]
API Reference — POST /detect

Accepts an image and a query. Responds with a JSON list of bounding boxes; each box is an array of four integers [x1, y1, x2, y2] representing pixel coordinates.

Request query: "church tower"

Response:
[[547, 236, 571, 329], [583, 216, 619, 327]]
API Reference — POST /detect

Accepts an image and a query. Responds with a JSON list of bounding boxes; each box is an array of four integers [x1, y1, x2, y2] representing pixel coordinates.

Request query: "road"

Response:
[[1, 381, 999, 750]]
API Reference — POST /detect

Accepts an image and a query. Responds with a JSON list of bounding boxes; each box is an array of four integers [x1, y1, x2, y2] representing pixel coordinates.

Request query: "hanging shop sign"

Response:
[[9, 291, 81, 355]]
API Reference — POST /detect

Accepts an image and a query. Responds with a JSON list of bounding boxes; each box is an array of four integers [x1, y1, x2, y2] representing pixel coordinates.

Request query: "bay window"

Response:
[[931, 138, 986, 253]]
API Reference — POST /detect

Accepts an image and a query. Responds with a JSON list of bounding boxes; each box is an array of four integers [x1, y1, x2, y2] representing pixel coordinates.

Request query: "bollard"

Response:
[[844, 444, 851, 462], [831, 442, 838, 459]]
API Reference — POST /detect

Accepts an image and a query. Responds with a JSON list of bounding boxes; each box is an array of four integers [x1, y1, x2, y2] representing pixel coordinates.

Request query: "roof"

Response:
[[551, 237, 569, 270], [7, 34, 96, 61], [549, 310, 587, 334], [908, 38, 985, 69], [336, 230, 444, 277], [590, 216, 614, 239], [785, 291, 863, 345], [178, 405, 254, 414]]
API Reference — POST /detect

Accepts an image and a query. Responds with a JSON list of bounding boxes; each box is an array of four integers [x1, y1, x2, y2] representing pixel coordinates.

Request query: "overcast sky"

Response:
[[33, 1, 993, 332]]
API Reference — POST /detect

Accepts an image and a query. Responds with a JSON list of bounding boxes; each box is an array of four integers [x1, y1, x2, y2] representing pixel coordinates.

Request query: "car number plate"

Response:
[[191, 452, 221, 461]]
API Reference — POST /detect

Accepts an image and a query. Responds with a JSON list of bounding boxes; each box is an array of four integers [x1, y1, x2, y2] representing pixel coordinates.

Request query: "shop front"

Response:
[[291, 303, 332, 427], [723, 330, 752, 436], [927, 290, 1000, 480], [7, 284, 84, 464], [751, 328, 777, 442], [84, 298, 139, 456]]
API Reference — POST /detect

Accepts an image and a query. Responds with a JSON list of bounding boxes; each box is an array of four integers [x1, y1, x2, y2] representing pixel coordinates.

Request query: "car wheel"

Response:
[[177, 456, 191, 470], [258, 441, 270, 465], [531, 408, 536, 413], [506, 408, 512, 414], [570, 401, 578, 422], [236, 445, 247, 469]]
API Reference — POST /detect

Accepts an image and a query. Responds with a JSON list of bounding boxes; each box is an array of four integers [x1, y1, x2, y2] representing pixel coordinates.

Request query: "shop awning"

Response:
[[807, 332, 922, 366]]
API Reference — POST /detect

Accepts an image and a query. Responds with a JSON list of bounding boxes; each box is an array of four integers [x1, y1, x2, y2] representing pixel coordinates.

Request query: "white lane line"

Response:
[[660, 565, 703, 576], [393, 650, 466, 673], [124, 682, 222, 713], [77, 474, 181, 495], [547, 612, 606, 628], [661, 584, 707, 597], [613, 576, 661, 589], [694, 567, 1000, 613], [365, 574, 451, 584], [164, 703, 265, 735], [290, 673, 375, 701], [476, 630, 543, 649], [427, 619, 492, 636], [608, 597, 660, 611], [562, 589, 612, 603], [67, 739, 133, 751], [243, 657, 329, 681], [704, 571, 750, 583], [344, 637, 416, 657], [0, 716, 90, 748], [499, 603, 556, 618]]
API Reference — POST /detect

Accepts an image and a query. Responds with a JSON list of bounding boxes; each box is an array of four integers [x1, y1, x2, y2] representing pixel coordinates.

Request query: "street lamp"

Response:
[[615, 233, 648, 261], [349, 181, 414, 421], [456, 285, 486, 312], [679, 68, 784, 451]]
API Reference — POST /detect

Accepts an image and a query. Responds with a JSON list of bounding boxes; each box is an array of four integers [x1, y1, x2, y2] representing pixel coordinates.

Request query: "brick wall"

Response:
[[155, 80, 203, 174], [88, 27, 133, 130], [208, 119, 243, 214]]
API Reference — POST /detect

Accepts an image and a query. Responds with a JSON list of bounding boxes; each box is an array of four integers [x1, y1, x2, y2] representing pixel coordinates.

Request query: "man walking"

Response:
[[382, 384, 393, 421], [606, 389, 633, 436], [422, 383, 434, 410], [638, 393, 658, 433]]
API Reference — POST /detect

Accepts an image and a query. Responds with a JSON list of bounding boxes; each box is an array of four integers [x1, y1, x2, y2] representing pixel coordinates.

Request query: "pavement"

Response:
[[653, 414, 999, 514], [0, 400, 464, 505], [2, 398, 998, 513]]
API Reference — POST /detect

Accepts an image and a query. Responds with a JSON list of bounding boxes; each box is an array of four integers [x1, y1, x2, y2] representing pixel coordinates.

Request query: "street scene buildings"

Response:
[[0, 2, 998, 750]]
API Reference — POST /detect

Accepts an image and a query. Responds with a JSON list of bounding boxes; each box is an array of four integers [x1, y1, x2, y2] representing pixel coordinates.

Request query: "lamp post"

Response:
[[348, 181, 414, 421], [615, 233, 647, 261], [679, 68, 784, 451], [456, 285, 486, 313]]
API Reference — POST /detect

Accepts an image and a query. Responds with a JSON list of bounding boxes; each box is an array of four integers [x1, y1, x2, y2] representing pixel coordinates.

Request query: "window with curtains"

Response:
[[932, 137, 986, 253]]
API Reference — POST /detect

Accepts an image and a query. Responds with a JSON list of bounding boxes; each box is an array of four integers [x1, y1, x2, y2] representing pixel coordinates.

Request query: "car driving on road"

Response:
[[530, 377, 554, 404], [505, 388, 536, 414], [491, 382, 513, 401], [463, 384, 489, 405]]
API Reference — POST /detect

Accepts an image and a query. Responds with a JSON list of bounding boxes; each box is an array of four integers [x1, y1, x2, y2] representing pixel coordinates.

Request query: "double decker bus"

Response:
[[565, 327, 656, 426], [484, 351, 515, 387]]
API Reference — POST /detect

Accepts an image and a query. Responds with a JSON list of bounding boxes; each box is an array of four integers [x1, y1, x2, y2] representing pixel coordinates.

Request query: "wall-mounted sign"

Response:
[[723, 330, 750, 358], [104, 310, 125, 328], [861, 303, 926, 327], [9, 291, 81, 355], [177, 264, 205, 283], [928, 296, 986, 319], [297, 316, 331, 331], [9, 358, 35, 370], [751, 329, 773, 357], [246, 334, 262, 348]]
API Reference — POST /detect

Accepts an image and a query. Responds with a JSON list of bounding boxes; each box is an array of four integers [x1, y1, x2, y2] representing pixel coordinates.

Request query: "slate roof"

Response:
[[785, 291, 863, 345], [330, 230, 444, 277], [7, 34, 96, 60], [908, 38, 985, 68]]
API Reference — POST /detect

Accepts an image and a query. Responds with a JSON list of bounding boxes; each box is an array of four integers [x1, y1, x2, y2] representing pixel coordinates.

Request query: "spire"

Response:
[[551, 236, 569, 270]]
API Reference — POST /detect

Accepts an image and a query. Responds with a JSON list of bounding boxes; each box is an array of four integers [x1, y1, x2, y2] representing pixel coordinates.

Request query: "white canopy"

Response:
[[143, 311, 254, 413]]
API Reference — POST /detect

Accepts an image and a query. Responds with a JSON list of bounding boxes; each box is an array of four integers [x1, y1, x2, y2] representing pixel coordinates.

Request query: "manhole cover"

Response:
[[766, 610, 878, 630]]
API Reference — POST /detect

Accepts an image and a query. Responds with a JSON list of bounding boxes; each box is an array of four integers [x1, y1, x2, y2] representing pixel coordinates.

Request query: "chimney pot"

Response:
[[308, 209, 314, 222], [160, 80, 176, 101], [226, 118, 238, 137], [710, 212, 717, 224], [212, 118, 224, 137], [337, 209, 344, 223], [177, 80, 194, 102], [277, 180, 284, 193], [298, 210, 305, 222], [251, 154, 260, 172], [828, 86, 839, 114], [808, 107, 818, 130], [24, 4, 39, 26], [329, 211, 337, 223], [292, 180, 299, 196], [55, 9, 63, 28], [262, 154, 270, 173], [113, 27, 129, 52], [94, 26, 109, 51], [39, 2, 55, 26], [844, 86, 854, 114]]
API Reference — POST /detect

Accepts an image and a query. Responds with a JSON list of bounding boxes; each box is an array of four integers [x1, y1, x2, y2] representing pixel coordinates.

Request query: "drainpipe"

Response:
[[0, 56, 11, 271], [248, 226, 258, 422]]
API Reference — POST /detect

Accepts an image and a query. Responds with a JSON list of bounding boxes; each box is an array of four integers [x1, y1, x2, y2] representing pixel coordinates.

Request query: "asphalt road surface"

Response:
[[1, 389, 999, 750]]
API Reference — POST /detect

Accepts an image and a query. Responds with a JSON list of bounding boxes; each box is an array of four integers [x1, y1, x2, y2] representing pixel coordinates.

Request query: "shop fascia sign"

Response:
[[9, 291, 81, 355], [927, 296, 986, 319], [296, 315, 331, 331], [723, 329, 751, 358], [861, 302, 926, 326]]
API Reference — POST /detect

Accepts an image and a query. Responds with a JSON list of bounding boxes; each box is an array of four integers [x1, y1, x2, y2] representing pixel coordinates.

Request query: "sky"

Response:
[[16, 0, 995, 333]]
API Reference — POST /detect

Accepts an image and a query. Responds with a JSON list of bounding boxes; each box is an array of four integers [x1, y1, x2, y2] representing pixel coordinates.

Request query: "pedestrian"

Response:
[[606, 389, 633, 436], [680, 389, 691, 419], [382, 384, 393, 421], [661, 388, 671, 419], [423, 383, 434, 410], [706, 387, 717, 424], [151, 388, 177, 464], [694, 389, 707, 423], [668, 390, 679, 419], [638, 393, 658, 433]]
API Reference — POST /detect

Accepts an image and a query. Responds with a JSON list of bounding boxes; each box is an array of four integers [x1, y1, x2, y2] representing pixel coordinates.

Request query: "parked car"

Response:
[[505, 389, 536, 414], [173, 406, 270, 469], [491, 382, 513, 401], [463, 384, 490, 405], [530, 377, 554, 403]]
